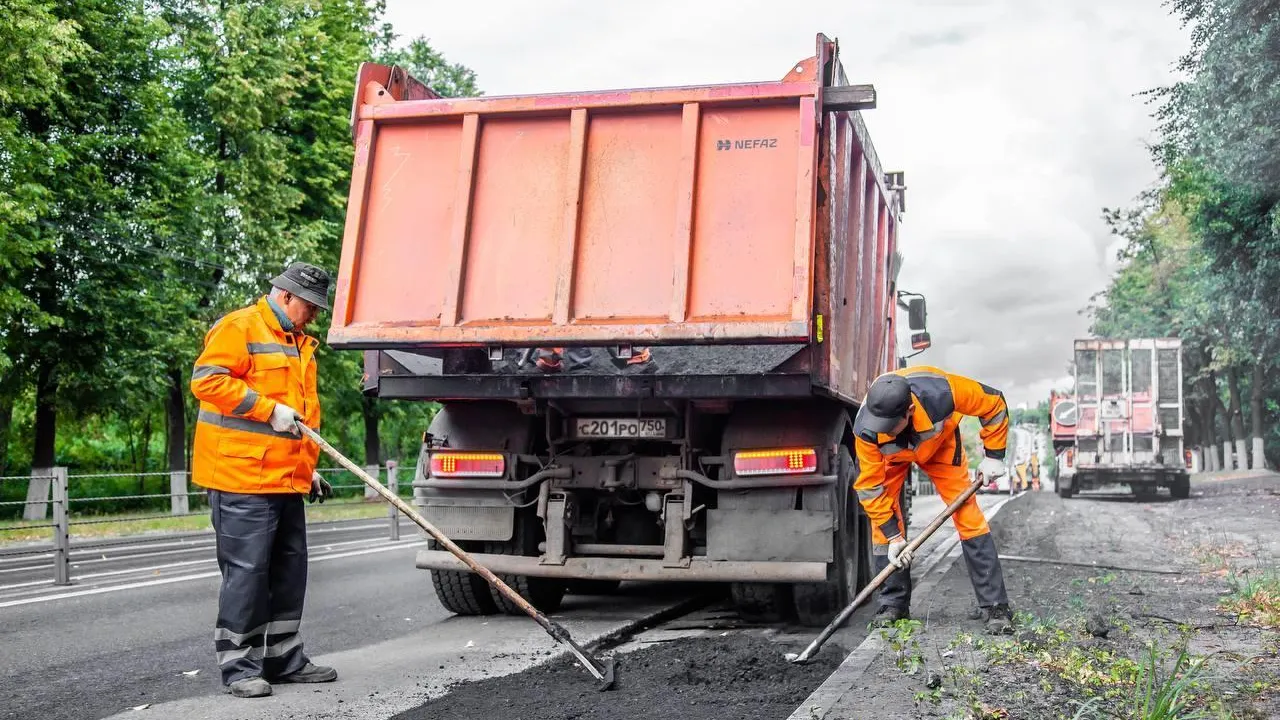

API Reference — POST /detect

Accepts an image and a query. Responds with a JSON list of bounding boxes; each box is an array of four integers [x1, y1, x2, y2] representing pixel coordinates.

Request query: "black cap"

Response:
[[270, 262, 331, 311], [862, 374, 912, 434]]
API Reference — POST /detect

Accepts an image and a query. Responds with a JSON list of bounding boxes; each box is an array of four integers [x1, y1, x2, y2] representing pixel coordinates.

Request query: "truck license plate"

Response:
[[574, 418, 667, 439]]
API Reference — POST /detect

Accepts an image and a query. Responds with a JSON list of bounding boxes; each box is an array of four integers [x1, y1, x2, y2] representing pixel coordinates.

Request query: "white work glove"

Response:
[[887, 537, 913, 569], [269, 403, 301, 435], [978, 457, 1007, 481]]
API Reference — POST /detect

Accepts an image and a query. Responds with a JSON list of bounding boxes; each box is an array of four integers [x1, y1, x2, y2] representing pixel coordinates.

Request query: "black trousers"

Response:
[[209, 490, 311, 685], [873, 532, 1010, 611]]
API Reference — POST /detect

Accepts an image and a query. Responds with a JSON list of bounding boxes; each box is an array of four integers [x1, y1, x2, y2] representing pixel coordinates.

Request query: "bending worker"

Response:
[[190, 262, 337, 698], [853, 366, 1015, 634]]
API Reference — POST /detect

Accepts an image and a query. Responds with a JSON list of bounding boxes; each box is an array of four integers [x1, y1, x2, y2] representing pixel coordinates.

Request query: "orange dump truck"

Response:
[[332, 34, 930, 625]]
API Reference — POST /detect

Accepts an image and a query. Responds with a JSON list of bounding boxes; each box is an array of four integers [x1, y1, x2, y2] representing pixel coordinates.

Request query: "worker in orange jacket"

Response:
[[190, 262, 337, 698], [853, 367, 1015, 634]]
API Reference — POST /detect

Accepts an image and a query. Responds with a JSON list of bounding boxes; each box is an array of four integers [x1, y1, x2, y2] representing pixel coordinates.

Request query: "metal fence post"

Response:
[[386, 460, 400, 541], [363, 464, 380, 501], [51, 467, 70, 586], [170, 470, 189, 515], [24, 468, 52, 521]]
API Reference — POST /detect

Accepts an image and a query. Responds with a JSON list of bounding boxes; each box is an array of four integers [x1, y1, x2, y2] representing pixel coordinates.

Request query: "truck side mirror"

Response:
[[911, 332, 932, 351], [907, 297, 927, 331]]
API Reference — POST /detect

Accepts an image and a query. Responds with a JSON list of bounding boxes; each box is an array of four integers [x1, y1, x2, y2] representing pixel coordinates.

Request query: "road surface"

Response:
[[0, 493, 1007, 720]]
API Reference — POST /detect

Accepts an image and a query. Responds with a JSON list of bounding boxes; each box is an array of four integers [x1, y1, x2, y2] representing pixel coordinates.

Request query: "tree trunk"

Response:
[[1210, 373, 1231, 470], [1198, 376, 1220, 471], [1227, 367, 1248, 470], [32, 362, 57, 469], [0, 393, 12, 477], [166, 367, 188, 472], [1250, 363, 1267, 470], [362, 395, 380, 465]]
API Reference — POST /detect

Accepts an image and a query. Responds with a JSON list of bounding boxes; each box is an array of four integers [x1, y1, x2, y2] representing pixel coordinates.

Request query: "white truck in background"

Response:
[[1051, 338, 1192, 499]]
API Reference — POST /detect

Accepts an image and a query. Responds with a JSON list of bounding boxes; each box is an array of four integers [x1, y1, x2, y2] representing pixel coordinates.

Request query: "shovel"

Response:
[[786, 471, 989, 664], [296, 422, 618, 690]]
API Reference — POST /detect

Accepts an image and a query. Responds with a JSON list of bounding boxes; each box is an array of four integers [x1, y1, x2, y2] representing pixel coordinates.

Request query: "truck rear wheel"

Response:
[[488, 572, 566, 615], [429, 541, 498, 616], [1170, 476, 1191, 500], [792, 446, 869, 627], [1057, 477, 1074, 499], [485, 511, 566, 615]]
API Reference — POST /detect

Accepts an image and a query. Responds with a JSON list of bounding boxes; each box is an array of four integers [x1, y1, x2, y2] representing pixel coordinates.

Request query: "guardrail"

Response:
[[0, 462, 411, 587]]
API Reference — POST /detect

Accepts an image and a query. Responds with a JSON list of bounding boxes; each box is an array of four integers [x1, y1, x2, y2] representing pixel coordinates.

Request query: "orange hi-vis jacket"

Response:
[[852, 367, 1009, 541], [190, 297, 321, 494]]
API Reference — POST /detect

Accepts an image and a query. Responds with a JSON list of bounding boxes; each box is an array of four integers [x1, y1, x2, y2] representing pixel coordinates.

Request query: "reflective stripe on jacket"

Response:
[[190, 297, 321, 494], [852, 366, 1009, 539]]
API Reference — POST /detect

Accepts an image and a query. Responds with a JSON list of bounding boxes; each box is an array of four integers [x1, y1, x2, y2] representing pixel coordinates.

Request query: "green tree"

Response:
[[3, 0, 208, 470]]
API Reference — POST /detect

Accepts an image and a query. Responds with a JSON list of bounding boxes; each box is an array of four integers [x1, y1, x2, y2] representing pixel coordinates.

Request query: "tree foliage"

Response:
[[1091, 0, 1280, 467], [0, 2, 478, 491]]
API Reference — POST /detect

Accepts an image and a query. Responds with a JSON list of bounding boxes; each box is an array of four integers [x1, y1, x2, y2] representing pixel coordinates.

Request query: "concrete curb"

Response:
[[786, 492, 1021, 720]]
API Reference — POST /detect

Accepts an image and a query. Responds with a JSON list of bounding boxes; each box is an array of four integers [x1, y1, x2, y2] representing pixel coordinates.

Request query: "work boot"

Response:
[[980, 604, 1015, 635], [869, 605, 910, 629], [277, 662, 338, 683], [227, 677, 272, 698]]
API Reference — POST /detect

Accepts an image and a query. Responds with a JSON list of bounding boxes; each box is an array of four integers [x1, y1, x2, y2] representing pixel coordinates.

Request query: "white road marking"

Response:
[[0, 541, 426, 609], [0, 521, 394, 568]]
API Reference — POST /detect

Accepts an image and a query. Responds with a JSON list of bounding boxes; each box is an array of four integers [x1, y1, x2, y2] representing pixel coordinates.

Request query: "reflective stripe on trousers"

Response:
[[210, 490, 310, 685]]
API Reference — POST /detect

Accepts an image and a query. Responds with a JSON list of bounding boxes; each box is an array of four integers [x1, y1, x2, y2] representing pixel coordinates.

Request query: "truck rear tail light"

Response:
[[1184, 450, 1192, 468], [430, 452, 506, 478], [1065, 449, 1075, 467], [733, 448, 818, 476]]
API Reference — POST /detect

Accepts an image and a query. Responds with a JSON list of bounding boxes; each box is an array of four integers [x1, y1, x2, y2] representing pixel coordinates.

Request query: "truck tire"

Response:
[[428, 541, 498, 616], [792, 446, 869, 627], [1057, 477, 1074, 499], [730, 582, 792, 622], [485, 511, 566, 615], [1170, 476, 1191, 500], [488, 572, 566, 615]]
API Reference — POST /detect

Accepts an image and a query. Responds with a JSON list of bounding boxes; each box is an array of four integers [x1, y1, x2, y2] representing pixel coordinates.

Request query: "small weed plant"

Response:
[[1219, 570, 1280, 629]]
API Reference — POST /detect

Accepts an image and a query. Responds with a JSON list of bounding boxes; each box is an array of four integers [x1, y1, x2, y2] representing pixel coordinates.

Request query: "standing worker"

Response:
[[190, 262, 338, 698], [852, 367, 1016, 634]]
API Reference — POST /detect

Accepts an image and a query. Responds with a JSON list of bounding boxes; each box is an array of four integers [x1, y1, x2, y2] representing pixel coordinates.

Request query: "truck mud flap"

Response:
[[705, 509, 834, 563], [414, 551, 828, 583], [412, 505, 514, 542]]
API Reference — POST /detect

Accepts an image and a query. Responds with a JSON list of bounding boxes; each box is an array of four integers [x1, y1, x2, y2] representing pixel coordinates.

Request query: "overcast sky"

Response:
[[381, 0, 1188, 408]]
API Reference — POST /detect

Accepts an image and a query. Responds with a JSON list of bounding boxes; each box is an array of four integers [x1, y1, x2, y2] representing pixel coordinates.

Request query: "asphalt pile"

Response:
[[392, 634, 845, 720]]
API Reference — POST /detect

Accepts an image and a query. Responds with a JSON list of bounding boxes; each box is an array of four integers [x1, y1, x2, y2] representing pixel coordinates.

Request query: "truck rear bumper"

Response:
[[414, 550, 828, 583]]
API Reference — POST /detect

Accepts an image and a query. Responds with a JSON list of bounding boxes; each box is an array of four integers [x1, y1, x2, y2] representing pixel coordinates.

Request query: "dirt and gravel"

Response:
[[390, 634, 846, 720], [388, 473, 1279, 720], [825, 473, 1280, 719]]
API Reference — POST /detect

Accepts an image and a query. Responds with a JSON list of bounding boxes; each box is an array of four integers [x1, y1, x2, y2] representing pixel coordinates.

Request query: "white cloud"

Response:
[[380, 0, 1187, 406]]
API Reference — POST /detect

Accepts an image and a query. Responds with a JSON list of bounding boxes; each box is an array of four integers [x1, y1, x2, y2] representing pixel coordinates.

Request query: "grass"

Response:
[[1219, 570, 1280, 629], [1072, 644, 1218, 720], [0, 498, 392, 545]]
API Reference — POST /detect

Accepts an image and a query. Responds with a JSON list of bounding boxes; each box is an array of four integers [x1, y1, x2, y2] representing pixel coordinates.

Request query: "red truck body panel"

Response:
[[331, 35, 903, 403]]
